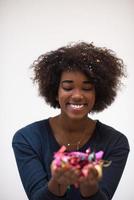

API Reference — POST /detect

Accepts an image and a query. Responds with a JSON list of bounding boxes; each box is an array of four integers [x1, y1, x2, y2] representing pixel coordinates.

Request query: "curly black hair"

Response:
[[31, 42, 126, 113]]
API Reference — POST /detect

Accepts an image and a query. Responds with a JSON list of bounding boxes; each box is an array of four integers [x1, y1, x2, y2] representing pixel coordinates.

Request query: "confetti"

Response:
[[53, 146, 111, 179]]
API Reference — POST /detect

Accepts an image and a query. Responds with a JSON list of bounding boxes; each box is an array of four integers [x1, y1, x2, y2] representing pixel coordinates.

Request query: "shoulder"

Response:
[[12, 118, 50, 146], [96, 121, 130, 151]]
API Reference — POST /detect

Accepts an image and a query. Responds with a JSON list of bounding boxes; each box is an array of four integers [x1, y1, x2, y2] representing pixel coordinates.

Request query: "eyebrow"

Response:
[[61, 80, 91, 84], [61, 80, 73, 84]]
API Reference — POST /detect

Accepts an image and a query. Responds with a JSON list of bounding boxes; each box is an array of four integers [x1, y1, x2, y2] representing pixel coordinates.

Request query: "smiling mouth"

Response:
[[68, 103, 86, 110]]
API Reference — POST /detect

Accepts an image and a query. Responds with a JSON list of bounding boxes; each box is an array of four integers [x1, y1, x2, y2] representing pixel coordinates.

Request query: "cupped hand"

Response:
[[79, 164, 102, 197], [51, 160, 80, 186]]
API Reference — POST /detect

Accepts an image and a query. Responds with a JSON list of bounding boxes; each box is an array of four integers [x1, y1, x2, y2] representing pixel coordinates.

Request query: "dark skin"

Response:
[[48, 71, 100, 197]]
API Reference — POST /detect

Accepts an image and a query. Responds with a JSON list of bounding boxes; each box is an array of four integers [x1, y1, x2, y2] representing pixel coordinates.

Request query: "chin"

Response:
[[67, 113, 88, 121]]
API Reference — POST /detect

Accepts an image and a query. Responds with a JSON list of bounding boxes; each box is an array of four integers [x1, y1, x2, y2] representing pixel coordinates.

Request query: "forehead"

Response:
[[60, 70, 89, 82]]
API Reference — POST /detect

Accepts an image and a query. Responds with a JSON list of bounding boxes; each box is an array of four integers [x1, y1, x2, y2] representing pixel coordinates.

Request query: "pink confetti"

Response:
[[53, 146, 104, 171], [53, 146, 111, 187]]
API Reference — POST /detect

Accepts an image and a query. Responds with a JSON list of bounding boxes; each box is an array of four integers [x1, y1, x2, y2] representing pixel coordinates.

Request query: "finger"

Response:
[[51, 167, 77, 185], [94, 164, 103, 179], [79, 166, 99, 186], [62, 168, 80, 184], [89, 166, 98, 178]]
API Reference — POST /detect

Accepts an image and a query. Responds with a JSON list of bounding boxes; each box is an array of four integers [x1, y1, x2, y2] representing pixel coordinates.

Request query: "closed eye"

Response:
[[82, 86, 94, 91], [62, 87, 73, 91]]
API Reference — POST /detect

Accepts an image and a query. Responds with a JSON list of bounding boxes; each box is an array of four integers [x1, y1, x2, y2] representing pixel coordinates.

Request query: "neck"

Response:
[[50, 115, 96, 151], [57, 114, 90, 133]]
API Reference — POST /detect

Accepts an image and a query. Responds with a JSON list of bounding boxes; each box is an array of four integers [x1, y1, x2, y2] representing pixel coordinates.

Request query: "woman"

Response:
[[12, 42, 130, 200]]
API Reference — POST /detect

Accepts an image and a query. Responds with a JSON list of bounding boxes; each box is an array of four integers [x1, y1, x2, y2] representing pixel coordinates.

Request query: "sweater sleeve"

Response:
[[80, 189, 107, 200], [80, 133, 130, 200], [12, 129, 67, 200], [97, 134, 129, 200]]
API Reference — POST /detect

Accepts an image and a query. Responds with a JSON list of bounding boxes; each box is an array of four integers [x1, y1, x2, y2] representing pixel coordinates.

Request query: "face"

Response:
[[57, 70, 95, 120]]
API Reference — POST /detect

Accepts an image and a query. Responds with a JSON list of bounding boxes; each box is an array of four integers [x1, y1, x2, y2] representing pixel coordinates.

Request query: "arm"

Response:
[[79, 134, 129, 200], [98, 135, 129, 199], [12, 130, 67, 200]]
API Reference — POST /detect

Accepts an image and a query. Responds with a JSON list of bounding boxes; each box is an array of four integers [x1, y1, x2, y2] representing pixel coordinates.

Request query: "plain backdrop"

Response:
[[1, 0, 134, 199]]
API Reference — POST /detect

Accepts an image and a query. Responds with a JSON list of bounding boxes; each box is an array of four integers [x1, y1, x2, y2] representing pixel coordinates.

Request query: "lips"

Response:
[[67, 103, 87, 110]]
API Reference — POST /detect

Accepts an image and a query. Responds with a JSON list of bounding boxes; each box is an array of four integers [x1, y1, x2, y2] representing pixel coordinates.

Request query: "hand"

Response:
[[51, 160, 80, 186], [79, 164, 101, 197], [48, 160, 80, 196]]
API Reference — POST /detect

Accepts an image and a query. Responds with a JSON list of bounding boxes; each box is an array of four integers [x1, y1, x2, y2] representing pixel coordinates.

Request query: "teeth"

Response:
[[70, 104, 84, 109]]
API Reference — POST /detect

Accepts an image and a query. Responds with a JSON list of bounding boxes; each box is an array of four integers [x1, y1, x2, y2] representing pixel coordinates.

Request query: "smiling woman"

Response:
[[12, 42, 130, 200]]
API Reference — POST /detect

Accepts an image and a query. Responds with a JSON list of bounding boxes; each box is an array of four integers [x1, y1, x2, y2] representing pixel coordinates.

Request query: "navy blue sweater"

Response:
[[12, 119, 129, 200]]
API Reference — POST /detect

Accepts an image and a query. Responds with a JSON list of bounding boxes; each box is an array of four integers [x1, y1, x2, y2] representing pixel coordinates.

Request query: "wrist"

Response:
[[80, 184, 99, 198], [80, 189, 100, 199], [48, 178, 68, 196]]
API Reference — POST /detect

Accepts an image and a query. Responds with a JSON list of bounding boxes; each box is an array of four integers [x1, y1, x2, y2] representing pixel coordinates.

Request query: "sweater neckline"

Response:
[[45, 118, 100, 151]]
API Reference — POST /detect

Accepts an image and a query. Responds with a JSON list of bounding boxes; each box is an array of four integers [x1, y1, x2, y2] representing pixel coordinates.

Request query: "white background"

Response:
[[1, 0, 134, 199]]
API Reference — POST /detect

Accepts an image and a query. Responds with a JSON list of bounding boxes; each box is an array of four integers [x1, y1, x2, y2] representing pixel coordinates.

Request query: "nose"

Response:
[[71, 89, 83, 101]]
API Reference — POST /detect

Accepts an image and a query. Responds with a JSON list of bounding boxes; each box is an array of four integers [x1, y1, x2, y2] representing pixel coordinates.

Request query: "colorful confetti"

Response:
[[53, 146, 111, 180]]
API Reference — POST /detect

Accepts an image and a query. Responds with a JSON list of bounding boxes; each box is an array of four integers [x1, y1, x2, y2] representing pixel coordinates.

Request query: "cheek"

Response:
[[56, 90, 68, 104], [92, 94, 96, 102], [88, 93, 96, 105], [88, 90, 95, 98]]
